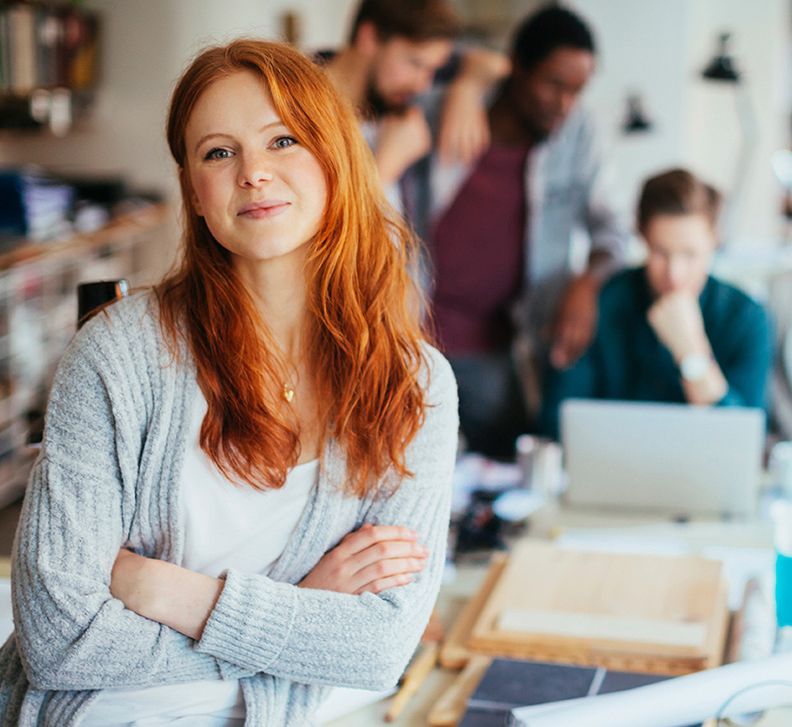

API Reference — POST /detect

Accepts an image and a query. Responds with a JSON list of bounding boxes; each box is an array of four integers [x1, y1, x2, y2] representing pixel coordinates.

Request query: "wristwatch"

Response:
[[679, 353, 711, 382]]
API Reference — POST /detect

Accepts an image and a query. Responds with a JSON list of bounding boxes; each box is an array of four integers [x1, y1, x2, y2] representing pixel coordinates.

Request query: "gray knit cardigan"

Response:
[[0, 292, 458, 726]]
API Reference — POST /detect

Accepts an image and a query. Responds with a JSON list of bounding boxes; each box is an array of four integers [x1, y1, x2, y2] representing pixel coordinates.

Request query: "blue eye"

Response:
[[272, 136, 297, 150], [205, 147, 233, 161]]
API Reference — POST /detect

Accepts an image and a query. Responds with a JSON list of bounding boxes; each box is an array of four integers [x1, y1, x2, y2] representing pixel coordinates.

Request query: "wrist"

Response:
[[678, 351, 712, 382], [450, 75, 487, 97], [672, 335, 711, 366]]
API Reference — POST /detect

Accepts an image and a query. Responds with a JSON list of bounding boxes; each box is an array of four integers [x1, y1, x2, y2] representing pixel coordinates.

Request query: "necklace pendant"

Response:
[[282, 384, 295, 403]]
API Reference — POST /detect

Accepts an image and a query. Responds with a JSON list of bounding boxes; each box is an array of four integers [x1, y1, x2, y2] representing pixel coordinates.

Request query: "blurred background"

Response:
[[0, 0, 789, 514]]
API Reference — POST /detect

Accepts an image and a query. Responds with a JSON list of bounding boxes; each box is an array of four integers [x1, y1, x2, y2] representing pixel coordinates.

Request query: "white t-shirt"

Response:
[[82, 393, 318, 727]]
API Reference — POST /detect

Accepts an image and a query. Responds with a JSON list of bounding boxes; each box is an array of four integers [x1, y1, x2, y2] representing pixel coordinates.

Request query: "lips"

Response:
[[237, 200, 290, 218]]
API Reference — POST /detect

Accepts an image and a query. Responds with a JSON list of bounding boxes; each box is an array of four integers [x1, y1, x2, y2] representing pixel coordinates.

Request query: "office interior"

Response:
[[1, 0, 792, 725]]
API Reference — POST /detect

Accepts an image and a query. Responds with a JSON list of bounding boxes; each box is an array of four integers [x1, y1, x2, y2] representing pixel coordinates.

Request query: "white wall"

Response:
[[571, 0, 791, 247]]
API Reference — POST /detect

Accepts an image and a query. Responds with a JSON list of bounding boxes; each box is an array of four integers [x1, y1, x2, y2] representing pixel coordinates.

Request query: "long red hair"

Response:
[[157, 40, 429, 495]]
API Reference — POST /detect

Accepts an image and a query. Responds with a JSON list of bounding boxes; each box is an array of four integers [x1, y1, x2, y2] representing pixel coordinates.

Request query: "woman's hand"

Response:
[[299, 524, 429, 595]]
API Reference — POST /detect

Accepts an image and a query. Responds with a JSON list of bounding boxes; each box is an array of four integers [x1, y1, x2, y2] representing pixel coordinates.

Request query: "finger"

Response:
[[354, 555, 427, 586], [354, 572, 416, 596], [349, 540, 429, 573], [335, 525, 418, 557]]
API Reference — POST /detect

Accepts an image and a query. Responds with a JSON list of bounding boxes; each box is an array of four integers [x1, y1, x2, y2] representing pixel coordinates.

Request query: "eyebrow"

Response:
[[193, 119, 288, 155]]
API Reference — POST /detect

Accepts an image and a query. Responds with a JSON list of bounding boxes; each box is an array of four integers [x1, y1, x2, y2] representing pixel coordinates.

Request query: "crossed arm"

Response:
[[110, 523, 429, 641]]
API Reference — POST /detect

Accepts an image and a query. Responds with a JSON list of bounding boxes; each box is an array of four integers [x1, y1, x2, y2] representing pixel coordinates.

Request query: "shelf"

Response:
[[0, 204, 169, 271], [0, 2, 100, 133], [0, 203, 172, 501]]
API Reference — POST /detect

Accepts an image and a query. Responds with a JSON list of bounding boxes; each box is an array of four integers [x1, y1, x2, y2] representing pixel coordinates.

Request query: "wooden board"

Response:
[[439, 552, 507, 669], [428, 655, 492, 726], [467, 541, 728, 675]]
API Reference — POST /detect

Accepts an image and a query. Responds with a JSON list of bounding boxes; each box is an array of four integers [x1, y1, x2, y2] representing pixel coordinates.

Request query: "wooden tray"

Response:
[[464, 541, 728, 676]]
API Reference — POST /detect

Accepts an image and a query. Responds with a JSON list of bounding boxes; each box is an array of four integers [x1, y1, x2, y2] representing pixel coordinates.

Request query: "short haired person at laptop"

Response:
[[540, 168, 772, 440]]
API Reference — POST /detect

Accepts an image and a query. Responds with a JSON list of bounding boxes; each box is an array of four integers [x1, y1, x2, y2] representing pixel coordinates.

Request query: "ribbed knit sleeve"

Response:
[[195, 347, 459, 690], [11, 302, 230, 691]]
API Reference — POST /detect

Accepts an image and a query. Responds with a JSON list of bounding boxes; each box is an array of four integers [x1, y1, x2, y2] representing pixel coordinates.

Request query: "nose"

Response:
[[237, 151, 273, 188]]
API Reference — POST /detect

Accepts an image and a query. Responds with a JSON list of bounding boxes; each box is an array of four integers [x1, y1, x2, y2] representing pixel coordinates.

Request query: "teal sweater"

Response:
[[540, 267, 772, 440], [0, 292, 458, 726]]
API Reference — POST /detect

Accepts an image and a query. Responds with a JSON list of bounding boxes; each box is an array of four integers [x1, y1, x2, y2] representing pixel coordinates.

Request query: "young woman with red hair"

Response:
[[0, 40, 458, 726]]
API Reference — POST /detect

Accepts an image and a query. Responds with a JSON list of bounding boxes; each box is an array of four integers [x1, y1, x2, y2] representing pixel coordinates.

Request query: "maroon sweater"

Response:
[[431, 143, 529, 355]]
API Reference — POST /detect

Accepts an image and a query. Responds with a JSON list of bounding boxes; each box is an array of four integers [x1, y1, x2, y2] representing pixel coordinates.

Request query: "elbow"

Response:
[[374, 651, 411, 690], [16, 629, 100, 691], [23, 657, 107, 692], [351, 627, 420, 690], [19, 653, 66, 691], [26, 672, 60, 692], [345, 654, 408, 691]]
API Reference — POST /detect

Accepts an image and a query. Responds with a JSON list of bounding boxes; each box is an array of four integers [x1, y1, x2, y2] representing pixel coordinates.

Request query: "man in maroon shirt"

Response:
[[429, 5, 625, 458]]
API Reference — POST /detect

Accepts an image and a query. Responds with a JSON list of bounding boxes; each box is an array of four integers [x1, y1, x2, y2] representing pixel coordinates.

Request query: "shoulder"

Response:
[[56, 290, 172, 386], [418, 343, 458, 409], [599, 268, 644, 309], [706, 276, 770, 329], [73, 290, 162, 354]]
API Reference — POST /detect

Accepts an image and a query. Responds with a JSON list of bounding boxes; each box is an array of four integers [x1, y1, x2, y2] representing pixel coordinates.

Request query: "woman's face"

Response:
[[643, 213, 717, 298], [184, 70, 328, 270]]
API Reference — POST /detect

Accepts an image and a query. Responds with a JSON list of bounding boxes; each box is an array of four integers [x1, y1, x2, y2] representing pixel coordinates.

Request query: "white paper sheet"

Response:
[[510, 653, 792, 727]]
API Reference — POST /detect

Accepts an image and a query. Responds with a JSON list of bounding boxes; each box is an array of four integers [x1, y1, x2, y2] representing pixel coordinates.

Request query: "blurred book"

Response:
[[0, 3, 99, 94], [0, 169, 75, 243]]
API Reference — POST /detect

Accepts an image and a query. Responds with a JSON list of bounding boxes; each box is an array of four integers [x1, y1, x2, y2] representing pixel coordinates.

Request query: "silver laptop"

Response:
[[561, 399, 765, 517]]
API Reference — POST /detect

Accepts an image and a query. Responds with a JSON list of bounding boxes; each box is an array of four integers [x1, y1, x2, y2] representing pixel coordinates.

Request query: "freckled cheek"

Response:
[[191, 174, 231, 220]]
